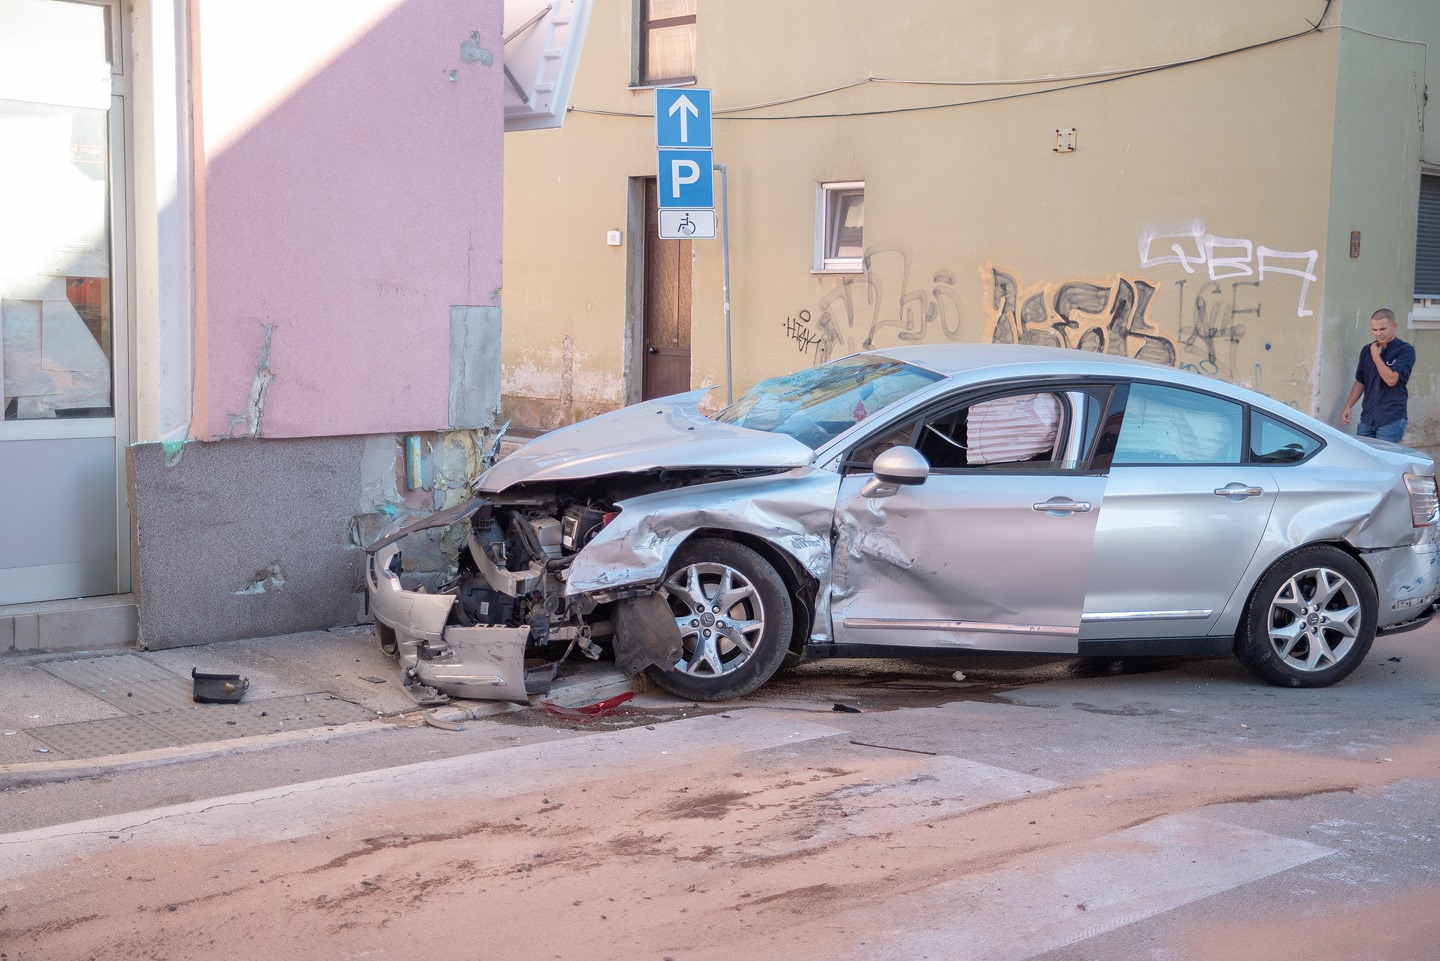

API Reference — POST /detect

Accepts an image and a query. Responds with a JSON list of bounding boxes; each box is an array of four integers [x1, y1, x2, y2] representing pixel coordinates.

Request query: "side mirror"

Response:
[[859, 446, 930, 499]]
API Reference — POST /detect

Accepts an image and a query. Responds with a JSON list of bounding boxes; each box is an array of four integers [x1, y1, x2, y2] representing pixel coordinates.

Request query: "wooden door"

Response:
[[642, 178, 692, 399]]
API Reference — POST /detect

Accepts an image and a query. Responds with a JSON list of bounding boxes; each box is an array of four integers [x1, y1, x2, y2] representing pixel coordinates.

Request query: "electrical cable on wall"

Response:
[[573, 0, 1340, 122]]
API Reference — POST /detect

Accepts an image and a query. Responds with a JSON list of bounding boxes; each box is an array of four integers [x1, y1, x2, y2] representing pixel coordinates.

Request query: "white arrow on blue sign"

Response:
[[655, 88, 711, 148], [657, 148, 714, 208]]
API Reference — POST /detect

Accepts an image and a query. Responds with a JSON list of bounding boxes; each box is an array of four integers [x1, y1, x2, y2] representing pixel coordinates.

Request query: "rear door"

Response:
[[831, 385, 1111, 653], [1081, 382, 1277, 641]]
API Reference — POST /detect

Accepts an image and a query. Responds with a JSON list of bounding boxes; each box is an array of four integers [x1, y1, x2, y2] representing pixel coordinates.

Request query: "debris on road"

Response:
[[191, 668, 249, 704], [849, 739, 937, 756], [538, 692, 635, 720], [423, 713, 465, 732]]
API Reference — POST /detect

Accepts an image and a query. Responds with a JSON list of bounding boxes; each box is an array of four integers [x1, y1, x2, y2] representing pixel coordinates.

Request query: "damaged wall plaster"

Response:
[[226, 323, 275, 438], [234, 562, 285, 595], [460, 31, 493, 65]]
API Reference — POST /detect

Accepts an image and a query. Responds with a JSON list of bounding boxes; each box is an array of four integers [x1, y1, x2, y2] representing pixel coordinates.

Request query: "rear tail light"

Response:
[[1404, 473, 1438, 527]]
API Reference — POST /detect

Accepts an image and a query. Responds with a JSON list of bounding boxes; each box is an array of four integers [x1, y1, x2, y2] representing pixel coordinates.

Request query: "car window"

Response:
[[1250, 410, 1321, 463], [914, 390, 1071, 472], [714, 355, 943, 450], [1113, 383, 1243, 465]]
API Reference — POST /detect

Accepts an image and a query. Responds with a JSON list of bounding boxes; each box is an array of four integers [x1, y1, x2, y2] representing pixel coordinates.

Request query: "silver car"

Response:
[[366, 344, 1440, 703]]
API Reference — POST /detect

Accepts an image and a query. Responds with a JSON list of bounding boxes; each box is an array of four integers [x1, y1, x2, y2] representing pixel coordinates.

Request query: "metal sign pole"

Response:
[[717, 162, 732, 404]]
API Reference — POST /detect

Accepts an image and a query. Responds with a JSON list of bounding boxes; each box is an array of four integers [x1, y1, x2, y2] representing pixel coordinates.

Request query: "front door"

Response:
[[641, 178, 691, 400], [0, 0, 127, 604], [831, 388, 1108, 653]]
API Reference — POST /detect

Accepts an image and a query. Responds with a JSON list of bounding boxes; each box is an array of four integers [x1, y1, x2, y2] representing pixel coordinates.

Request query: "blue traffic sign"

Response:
[[657, 148, 713, 208], [655, 88, 711, 148]]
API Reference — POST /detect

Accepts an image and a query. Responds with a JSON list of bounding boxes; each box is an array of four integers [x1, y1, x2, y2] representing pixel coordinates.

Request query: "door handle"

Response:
[[1032, 499, 1092, 514], [1213, 484, 1265, 499], [647, 346, 659, 354]]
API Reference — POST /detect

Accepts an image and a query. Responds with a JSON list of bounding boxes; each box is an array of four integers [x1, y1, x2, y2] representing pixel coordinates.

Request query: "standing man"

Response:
[[1340, 308, 1416, 443]]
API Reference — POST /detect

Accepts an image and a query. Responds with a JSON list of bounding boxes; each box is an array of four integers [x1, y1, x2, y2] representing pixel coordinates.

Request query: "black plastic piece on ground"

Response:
[[192, 668, 250, 704]]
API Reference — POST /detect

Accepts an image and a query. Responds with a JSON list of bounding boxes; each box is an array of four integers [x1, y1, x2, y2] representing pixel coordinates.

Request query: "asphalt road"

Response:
[[2, 627, 1437, 960]]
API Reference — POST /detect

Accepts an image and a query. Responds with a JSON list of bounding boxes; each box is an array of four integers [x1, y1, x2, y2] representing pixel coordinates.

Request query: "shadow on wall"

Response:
[[130, 0, 507, 648]]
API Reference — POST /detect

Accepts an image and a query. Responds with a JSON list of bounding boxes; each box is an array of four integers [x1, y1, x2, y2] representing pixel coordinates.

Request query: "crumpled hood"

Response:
[[477, 389, 817, 493]]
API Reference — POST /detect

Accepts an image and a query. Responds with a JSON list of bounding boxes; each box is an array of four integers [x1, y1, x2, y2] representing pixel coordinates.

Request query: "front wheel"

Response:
[[1235, 546, 1377, 688], [645, 538, 793, 701]]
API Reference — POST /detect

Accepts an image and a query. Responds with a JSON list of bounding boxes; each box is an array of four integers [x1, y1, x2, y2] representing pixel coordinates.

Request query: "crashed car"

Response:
[[366, 343, 1440, 703]]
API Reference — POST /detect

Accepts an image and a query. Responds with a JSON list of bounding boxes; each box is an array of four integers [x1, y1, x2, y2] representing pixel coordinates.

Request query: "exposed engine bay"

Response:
[[366, 468, 788, 705]]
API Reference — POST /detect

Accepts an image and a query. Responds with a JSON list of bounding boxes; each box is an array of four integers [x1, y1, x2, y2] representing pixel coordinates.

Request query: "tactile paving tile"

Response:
[[140, 695, 377, 744], [41, 655, 193, 715], [29, 714, 184, 759], [24, 696, 376, 760]]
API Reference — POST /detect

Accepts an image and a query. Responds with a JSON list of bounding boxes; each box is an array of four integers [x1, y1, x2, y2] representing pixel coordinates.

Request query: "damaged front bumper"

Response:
[[363, 495, 684, 704], [367, 537, 533, 703]]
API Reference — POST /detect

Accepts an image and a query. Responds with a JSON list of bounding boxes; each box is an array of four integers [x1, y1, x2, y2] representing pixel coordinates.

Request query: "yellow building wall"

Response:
[[500, 1, 1432, 442]]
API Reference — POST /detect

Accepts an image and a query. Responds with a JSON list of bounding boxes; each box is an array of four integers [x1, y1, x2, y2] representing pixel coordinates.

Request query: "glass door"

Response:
[[0, 0, 127, 604]]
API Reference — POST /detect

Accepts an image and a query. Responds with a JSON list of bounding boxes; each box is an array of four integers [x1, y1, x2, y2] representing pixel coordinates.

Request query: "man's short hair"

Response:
[[1373, 308, 1397, 325]]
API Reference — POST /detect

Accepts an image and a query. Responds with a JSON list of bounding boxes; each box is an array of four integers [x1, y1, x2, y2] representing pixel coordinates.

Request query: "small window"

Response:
[[816, 182, 864, 271], [1113, 383, 1243, 465], [637, 0, 695, 87], [1413, 173, 1440, 328], [1249, 411, 1321, 464]]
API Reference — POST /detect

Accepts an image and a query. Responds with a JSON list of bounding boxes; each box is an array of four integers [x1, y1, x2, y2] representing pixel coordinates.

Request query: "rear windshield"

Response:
[[714, 355, 944, 449]]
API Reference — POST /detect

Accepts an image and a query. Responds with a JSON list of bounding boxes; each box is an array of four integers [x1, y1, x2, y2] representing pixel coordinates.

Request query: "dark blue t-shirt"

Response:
[[1354, 337, 1415, 428]]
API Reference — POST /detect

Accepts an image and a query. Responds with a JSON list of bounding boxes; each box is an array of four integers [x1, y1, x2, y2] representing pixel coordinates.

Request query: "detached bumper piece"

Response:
[[192, 668, 250, 704], [402, 625, 532, 704]]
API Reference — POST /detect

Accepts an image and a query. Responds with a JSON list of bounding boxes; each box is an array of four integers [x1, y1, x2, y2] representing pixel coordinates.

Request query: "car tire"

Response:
[[1235, 546, 1377, 688], [376, 621, 399, 658], [646, 537, 793, 701]]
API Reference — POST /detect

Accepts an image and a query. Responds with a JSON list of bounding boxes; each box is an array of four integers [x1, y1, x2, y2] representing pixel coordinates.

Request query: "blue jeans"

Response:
[[1358, 418, 1407, 443]]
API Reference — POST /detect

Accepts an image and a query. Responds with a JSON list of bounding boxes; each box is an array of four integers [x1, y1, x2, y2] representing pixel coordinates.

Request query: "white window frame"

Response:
[[814, 181, 864, 273], [1411, 171, 1440, 329]]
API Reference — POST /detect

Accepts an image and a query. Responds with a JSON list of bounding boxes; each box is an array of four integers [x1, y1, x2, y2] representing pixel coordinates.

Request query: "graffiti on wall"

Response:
[[1172, 277, 1261, 377], [780, 224, 1320, 384], [984, 263, 1176, 366], [1138, 224, 1318, 317], [781, 242, 964, 364]]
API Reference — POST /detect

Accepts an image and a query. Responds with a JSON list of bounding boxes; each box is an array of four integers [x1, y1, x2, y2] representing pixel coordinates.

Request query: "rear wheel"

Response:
[[1235, 546, 1376, 688], [645, 538, 793, 701]]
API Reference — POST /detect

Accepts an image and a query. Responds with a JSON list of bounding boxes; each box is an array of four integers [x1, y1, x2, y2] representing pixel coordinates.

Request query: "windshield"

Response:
[[714, 355, 944, 449]]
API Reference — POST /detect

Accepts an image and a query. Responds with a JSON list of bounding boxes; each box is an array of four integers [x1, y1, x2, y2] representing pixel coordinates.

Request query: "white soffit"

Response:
[[503, 0, 593, 132]]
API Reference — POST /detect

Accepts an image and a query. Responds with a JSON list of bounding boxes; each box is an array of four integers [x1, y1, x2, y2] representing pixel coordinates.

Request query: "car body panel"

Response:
[[477, 389, 816, 494], [1081, 465, 1278, 640], [564, 468, 839, 597], [832, 469, 1105, 652]]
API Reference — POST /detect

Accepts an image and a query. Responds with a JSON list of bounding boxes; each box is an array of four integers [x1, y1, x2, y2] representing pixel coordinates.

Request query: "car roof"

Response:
[[863, 342, 1171, 378]]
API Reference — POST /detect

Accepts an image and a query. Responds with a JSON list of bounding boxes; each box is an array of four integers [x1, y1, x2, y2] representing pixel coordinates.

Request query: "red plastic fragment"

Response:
[[538, 691, 636, 719]]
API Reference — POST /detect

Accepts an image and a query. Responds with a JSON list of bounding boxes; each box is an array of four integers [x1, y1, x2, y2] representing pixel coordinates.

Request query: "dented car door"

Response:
[[829, 387, 1108, 653]]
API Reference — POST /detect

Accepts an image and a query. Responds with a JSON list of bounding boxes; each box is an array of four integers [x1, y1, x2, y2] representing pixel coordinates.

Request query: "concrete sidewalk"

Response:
[[0, 625, 638, 788]]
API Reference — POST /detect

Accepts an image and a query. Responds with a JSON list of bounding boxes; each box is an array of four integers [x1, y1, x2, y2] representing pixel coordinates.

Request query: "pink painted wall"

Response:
[[195, 0, 504, 439]]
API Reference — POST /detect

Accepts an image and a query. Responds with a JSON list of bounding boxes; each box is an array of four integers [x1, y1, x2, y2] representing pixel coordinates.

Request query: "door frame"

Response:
[[0, 0, 132, 601], [623, 176, 645, 407]]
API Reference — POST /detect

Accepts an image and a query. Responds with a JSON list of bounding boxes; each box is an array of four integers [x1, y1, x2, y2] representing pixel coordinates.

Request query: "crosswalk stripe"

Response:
[[851, 813, 1334, 961], [0, 710, 844, 878], [738, 755, 1057, 859]]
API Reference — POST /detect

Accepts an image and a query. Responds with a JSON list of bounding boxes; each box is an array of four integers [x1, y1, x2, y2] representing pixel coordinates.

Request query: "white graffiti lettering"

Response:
[[1139, 223, 1319, 317]]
